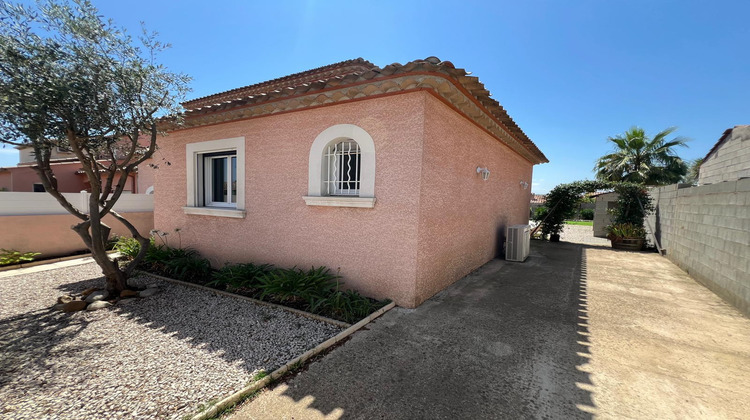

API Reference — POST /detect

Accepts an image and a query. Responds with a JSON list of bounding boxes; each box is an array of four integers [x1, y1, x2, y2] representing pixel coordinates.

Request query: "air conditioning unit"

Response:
[[506, 224, 530, 262]]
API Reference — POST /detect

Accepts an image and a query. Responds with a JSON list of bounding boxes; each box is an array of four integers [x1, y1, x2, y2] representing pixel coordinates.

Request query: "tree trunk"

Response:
[[90, 239, 129, 296], [104, 265, 128, 296], [73, 219, 131, 296]]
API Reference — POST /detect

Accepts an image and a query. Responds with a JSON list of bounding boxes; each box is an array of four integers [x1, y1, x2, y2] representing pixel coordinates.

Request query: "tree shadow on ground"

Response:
[[53, 274, 341, 375], [256, 241, 596, 419], [0, 305, 95, 393], [2, 269, 341, 419]]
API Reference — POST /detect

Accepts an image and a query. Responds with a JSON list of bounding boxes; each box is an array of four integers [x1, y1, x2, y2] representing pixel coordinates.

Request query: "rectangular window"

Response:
[[185, 137, 245, 218], [33, 183, 45, 192], [202, 151, 237, 207], [324, 140, 361, 196]]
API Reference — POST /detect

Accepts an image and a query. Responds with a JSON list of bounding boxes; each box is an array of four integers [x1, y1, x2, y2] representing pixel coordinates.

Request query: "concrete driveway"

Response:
[[231, 241, 750, 419]]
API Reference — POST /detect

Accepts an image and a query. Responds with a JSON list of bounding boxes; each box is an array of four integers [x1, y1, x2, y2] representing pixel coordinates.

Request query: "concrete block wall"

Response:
[[649, 179, 750, 316], [699, 125, 750, 185], [593, 192, 617, 237]]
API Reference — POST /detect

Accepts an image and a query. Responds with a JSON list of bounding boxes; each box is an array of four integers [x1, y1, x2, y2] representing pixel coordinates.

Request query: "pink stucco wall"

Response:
[[0, 161, 154, 193], [0, 171, 10, 191], [155, 91, 536, 307], [3, 162, 87, 192], [136, 158, 156, 194], [0, 211, 153, 258], [155, 93, 426, 305], [414, 94, 533, 304]]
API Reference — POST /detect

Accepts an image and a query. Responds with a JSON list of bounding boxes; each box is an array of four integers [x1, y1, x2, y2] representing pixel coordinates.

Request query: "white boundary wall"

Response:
[[0, 192, 153, 216], [0, 192, 154, 258]]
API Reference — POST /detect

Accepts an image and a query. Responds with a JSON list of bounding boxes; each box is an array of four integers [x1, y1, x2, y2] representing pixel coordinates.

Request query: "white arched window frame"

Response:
[[303, 124, 376, 208]]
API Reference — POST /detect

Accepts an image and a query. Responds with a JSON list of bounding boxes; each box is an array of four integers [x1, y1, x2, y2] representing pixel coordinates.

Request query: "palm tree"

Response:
[[681, 157, 703, 185], [594, 126, 688, 185]]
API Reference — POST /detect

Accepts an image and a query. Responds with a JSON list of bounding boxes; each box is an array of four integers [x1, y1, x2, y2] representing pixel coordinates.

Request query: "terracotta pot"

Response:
[[611, 238, 644, 251]]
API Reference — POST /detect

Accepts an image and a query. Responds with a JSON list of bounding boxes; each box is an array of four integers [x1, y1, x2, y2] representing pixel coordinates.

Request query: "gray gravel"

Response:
[[559, 224, 611, 246], [0, 262, 343, 420]]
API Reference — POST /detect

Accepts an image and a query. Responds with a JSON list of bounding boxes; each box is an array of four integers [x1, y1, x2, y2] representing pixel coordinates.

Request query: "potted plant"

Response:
[[606, 223, 646, 251]]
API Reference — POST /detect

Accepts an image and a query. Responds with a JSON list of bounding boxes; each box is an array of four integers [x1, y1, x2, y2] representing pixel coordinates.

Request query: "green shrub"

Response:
[[207, 263, 274, 291], [164, 252, 212, 283], [531, 206, 548, 222], [540, 180, 652, 237], [606, 223, 646, 241], [0, 249, 40, 266], [117, 237, 387, 323], [113, 236, 141, 258], [128, 241, 212, 283], [309, 290, 387, 323], [579, 208, 594, 220], [611, 187, 653, 226], [256, 266, 338, 304]]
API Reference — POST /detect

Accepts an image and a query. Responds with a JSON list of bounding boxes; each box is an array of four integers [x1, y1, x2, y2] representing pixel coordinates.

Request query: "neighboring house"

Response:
[[698, 125, 750, 185], [529, 193, 546, 216], [154, 57, 548, 308], [0, 145, 155, 194]]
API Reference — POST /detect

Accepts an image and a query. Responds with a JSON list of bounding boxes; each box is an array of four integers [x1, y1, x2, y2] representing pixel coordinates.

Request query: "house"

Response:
[[529, 193, 546, 216], [698, 125, 750, 185], [154, 57, 548, 308], [0, 145, 155, 194]]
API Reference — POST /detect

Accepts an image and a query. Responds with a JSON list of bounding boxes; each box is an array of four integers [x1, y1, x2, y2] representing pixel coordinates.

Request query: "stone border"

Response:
[[0, 252, 92, 272], [189, 300, 396, 420], [0, 250, 119, 273]]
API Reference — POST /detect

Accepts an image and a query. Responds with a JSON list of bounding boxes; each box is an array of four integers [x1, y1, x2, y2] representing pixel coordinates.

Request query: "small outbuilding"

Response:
[[699, 125, 750, 185], [153, 57, 547, 307]]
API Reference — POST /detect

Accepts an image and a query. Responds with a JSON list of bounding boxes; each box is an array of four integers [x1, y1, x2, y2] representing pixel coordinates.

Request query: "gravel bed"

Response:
[[0, 262, 343, 420], [559, 224, 611, 246]]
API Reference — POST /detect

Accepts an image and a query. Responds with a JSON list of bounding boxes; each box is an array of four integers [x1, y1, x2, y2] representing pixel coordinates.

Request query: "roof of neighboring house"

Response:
[[702, 125, 749, 163], [589, 190, 617, 198], [174, 57, 548, 164], [530, 194, 546, 204]]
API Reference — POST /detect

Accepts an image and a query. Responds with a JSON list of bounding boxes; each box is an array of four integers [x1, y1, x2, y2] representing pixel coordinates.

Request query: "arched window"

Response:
[[304, 124, 376, 208], [324, 140, 361, 196]]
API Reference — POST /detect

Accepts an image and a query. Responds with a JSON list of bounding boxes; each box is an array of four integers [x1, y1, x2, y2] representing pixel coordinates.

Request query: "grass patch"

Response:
[[565, 220, 593, 226], [252, 370, 268, 382]]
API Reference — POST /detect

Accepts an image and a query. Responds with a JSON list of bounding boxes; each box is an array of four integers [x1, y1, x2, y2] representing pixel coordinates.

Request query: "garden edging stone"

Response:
[[140, 271, 352, 328], [189, 300, 396, 420]]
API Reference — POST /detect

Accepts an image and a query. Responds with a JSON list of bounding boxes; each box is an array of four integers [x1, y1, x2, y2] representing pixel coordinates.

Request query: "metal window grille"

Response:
[[324, 140, 361, 196]]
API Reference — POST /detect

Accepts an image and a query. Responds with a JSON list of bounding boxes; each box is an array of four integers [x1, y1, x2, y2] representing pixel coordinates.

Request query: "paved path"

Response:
[[231, 241, 750, 419]]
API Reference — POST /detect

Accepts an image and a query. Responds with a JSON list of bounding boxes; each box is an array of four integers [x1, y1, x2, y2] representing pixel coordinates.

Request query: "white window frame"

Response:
[[304, 124, 376, 208], [184, 137, 246, 218], [203, 153, 238, 207]]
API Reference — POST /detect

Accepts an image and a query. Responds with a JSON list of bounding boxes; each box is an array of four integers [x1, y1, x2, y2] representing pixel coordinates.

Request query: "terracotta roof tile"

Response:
[[183, 58, 376, 109], [177, 57, 548, 163]]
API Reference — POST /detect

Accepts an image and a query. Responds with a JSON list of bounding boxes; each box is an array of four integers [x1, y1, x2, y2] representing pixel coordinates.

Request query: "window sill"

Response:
[[302, 196, 376, 208], [182, 206, 246, 218]]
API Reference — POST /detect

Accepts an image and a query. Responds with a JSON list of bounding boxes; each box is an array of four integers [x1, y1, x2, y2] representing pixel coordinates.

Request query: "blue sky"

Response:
[[2, 0, 748, 193]]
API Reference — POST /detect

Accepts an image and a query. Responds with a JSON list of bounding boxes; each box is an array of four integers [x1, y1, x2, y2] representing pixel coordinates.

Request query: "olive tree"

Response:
[[0, 0, 190, 294]]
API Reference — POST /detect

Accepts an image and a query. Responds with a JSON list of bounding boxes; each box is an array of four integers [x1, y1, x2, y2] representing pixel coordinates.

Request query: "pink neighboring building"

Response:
[[0, 146, 155, 193], [154, 57, 548, 308]]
